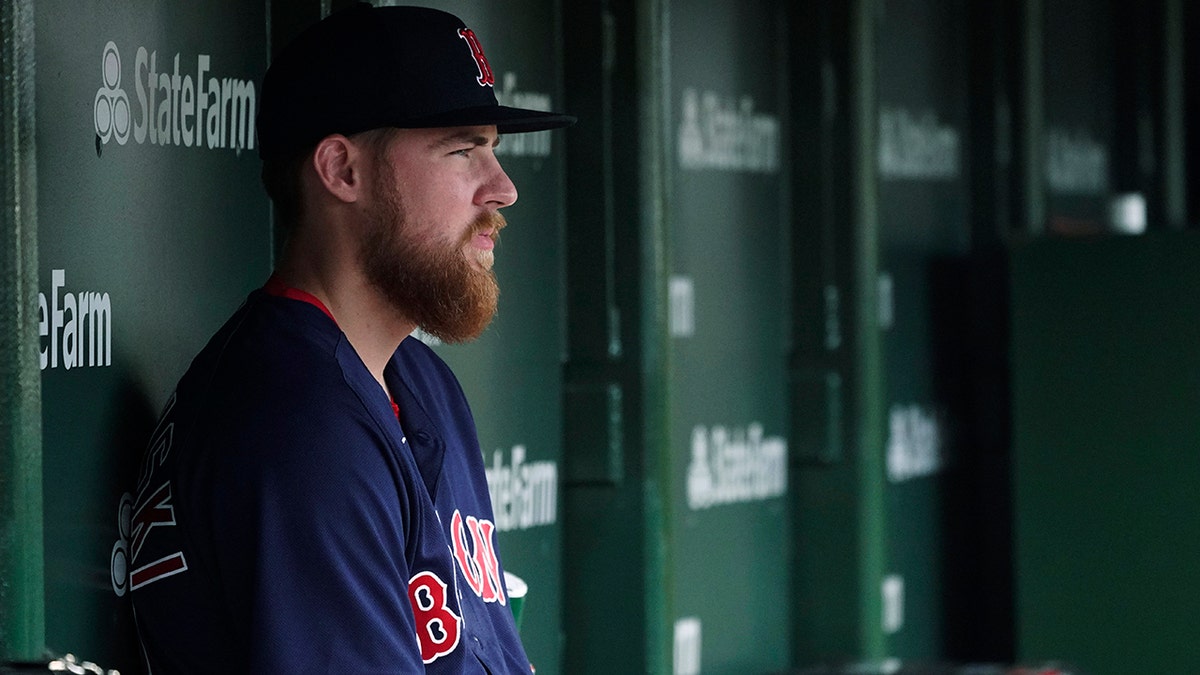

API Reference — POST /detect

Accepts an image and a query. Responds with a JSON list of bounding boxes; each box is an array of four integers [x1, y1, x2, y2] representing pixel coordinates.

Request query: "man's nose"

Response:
[[479, 156, 518, 209]]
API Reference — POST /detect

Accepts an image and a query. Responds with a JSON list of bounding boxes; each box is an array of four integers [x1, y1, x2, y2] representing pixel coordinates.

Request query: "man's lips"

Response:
[[472, 230, 496, 250]]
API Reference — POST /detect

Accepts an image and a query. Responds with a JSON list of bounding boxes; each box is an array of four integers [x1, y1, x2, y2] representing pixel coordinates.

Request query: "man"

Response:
[[128, 4, 574, 672]]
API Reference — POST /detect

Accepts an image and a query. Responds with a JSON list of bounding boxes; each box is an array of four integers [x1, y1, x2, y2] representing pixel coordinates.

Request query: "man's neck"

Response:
[[274, 253, 414, 396]]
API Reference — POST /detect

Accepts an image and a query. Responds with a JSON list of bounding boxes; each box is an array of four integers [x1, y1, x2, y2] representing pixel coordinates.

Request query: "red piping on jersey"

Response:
[[263, 274, 401, 420], [263, 274, 338, 325]]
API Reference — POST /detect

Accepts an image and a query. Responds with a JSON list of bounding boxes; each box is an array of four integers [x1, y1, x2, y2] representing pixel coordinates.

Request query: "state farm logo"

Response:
[[94, 42, 131, 145], [93, 41, 257, 153]]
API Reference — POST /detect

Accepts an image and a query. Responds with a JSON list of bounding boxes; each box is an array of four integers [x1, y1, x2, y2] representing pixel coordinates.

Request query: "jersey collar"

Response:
[[263, 273, 338, 325]]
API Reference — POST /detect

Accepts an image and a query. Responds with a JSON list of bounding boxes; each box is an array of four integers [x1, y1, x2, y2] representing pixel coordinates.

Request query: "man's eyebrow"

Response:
[[431, 131, 501, 149]]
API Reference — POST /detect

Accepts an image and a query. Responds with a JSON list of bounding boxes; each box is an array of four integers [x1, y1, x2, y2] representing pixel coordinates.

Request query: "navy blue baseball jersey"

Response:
[[129, 280, 530, 673]]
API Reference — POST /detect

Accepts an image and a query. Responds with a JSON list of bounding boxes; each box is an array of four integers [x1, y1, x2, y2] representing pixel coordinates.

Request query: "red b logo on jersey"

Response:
[[409, 570, 462, 664], [458, 28, 494, 87]]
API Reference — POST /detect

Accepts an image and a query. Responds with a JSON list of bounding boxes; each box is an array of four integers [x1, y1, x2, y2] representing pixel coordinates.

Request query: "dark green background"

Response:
[[1012, 233, 1200, 674]]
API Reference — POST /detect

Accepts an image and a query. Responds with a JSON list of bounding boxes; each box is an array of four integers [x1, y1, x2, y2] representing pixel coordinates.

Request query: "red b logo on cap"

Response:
[[458, 28, 494, 87]]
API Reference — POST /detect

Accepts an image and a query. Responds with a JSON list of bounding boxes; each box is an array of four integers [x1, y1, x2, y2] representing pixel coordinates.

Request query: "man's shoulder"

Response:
[[169, 291, 370, 442], [147, 289, 407, 477], [180, 292, 342, 393], [201, 290, 341, 367]]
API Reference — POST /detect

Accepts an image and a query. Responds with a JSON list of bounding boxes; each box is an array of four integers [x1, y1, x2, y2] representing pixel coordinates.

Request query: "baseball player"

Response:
[[127, 4, 573, 672]]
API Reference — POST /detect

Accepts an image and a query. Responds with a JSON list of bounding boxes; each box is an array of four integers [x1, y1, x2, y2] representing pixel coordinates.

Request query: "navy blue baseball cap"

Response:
[[257, 3, 576, 159]]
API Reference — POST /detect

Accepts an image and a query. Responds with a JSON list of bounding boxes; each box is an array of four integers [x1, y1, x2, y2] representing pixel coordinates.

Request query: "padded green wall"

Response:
[[1012, 233, 1200, 674], [34, 1, 269, 668], [665, 0, 792, 671]]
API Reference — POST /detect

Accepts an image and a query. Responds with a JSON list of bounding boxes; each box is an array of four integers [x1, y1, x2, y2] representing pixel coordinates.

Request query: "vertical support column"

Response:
[[848, 0, 886, 660], [953, 0, 1018, 660], [0, 0, 45, 662], [1159, 0, 1185, 230], [1015, 0, 1045, 233], [562, 0, 671, 671], [638, 0, 672, 671], [789, 0, 853, 662], [1115, 0, 1181, 232], [1189, 1, 1200, 225], [790, 0, 893, 663]]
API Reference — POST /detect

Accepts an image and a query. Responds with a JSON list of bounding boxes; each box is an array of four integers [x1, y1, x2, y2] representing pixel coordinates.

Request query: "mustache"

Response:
[[469, 211, 507, 243]]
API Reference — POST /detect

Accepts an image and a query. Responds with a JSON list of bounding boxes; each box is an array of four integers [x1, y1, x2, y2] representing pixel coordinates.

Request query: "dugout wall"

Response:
[[29, 1, 269, 668], [4, 0, 1195, 674]]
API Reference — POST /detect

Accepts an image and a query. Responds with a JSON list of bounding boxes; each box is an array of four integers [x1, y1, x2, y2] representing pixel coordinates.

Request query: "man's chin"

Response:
[[417, 279, 500, 344], [421, 311, 496, 344], [462, 244, 496, 271]]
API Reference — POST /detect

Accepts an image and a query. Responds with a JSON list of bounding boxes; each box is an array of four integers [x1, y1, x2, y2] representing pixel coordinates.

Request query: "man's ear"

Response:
[[310, 134, 364, 203]]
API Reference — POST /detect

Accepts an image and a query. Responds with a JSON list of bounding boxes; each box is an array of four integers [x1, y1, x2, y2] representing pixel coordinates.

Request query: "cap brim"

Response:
[[402, 105, 577, 134]]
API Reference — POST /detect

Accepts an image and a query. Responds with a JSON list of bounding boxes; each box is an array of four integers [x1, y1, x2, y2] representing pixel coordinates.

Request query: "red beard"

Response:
[[360, 180, 505, 344]]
